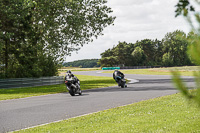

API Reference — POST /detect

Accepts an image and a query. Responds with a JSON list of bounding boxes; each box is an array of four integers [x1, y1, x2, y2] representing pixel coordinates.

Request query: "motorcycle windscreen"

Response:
[[65, 75, 74, 80]]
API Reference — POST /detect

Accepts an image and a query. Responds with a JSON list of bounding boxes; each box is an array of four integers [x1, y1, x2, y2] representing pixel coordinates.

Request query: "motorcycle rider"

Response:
[[113, 69, 127, 87], [65, 70, 81, 91]]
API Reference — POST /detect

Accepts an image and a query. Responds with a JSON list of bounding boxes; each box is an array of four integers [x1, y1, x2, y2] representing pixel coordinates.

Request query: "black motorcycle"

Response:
[[65, 77, 82, 96]]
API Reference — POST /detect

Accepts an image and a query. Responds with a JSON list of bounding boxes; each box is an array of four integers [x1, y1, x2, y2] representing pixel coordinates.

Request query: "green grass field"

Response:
[[0, 75, 116, 101], [103, 66, 200, 76], [14, 92, 200, 133]]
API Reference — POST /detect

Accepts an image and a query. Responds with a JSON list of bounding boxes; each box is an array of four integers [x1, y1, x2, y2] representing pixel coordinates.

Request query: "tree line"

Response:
[[63, 59, 100, 68], [0, 0, 115, 79], [99, 30, 194, 67]]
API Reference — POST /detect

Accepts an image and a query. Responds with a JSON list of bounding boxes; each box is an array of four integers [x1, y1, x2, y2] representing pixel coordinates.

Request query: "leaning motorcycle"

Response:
[[65, 76, 82, 96]]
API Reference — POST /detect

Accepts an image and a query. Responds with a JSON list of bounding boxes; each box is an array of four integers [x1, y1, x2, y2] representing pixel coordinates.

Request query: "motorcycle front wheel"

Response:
[[69, 89, 75, 96], [79, 90, 82, 95], [121, 82, 125, 88]]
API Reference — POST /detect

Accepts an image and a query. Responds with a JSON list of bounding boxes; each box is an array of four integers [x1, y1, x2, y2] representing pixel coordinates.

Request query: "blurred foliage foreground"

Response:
[[173, 0, 200, 106]]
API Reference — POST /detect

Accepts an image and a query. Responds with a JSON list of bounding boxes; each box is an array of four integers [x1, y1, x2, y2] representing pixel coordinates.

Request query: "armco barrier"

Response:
[[102, 67, 120, 70], [120, 66, 161, 69], [0, 76, 64, 89], [102, 66, 161, 70]]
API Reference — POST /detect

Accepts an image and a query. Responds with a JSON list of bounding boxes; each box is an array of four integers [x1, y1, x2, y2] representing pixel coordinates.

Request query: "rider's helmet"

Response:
[[67, 70, 72, 74], [66, 70, 72, 78]]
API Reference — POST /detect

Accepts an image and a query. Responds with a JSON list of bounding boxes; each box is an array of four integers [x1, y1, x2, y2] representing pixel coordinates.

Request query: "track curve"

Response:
[[0, 70, 195, 132]]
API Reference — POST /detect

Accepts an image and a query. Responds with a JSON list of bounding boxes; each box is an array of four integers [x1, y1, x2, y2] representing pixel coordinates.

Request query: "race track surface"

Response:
[[0, 71, 195, 132]]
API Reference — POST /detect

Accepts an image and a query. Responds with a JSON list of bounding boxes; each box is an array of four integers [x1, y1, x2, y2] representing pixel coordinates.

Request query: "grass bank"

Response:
[[0, 75, 116, 101], [103, 66, 200, 76], [14, 92, 200, 133]]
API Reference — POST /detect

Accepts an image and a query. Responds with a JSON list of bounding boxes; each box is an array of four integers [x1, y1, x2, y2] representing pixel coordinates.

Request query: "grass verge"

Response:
[[58, 67, 101, 72], [0, 75, 116, 101], [13, 92, 200, 133], [103, 66, 200, 76]]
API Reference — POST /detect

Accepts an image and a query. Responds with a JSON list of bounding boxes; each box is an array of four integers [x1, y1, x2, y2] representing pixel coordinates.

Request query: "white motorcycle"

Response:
[[65, 76, 82, 96]]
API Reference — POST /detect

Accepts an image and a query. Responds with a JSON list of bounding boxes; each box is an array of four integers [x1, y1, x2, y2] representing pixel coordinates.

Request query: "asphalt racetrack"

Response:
[[0, 71, 195, 132]]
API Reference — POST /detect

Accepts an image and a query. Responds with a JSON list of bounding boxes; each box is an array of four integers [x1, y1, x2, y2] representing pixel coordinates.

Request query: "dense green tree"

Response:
[[112, 42, 133, 66], [99, 42, 134, 67], [98, 56, 118, 67], [99, 32, 192, 67], [99, 46, 117, 67], [131, 47, 145, 66], [100, 48, 114, 58], [162, 52, 173, 67], [154, 39, 163, 65], [0, 0, 115, 78], [0, 40, 3, 75], [162, 30, 191, 66], [130, 39, 163, 66], [135, 39, 155, 64]]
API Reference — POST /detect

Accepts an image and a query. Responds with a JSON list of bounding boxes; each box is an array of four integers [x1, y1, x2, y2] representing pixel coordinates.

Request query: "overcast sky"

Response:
[[64, 0, 191, 62]]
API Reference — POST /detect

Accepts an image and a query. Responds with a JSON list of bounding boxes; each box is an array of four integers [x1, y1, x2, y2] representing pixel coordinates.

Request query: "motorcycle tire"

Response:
[[79, 90, 82, 95], [121, 81, 125, 88], [119, 80, 122, 87], [69, 89, 75, 96]]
